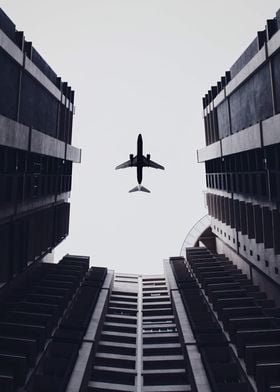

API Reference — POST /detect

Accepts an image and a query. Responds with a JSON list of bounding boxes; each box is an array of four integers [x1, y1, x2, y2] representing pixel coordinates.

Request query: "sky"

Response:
[[2, 1, 280, 274]]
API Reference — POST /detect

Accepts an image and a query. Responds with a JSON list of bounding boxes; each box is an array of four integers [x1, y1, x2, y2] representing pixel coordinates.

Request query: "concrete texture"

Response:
[[0, 114, 29, 150], [30, 129, 65, 158]]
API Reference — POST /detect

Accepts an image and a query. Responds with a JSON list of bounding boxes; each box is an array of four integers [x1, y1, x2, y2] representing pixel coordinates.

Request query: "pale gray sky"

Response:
[[2, 1, 280, 273]]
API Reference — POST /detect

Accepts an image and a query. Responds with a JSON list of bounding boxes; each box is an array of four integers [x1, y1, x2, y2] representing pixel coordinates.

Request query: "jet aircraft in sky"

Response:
[[115, 134, 165, 193]]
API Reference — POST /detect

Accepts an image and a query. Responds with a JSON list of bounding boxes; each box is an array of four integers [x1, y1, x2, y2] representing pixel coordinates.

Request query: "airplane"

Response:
[[115, 134, 165, 193]]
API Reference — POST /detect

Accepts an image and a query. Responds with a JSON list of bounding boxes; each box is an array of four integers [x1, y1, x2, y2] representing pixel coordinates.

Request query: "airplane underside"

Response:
[[115, 134, 164, 193]]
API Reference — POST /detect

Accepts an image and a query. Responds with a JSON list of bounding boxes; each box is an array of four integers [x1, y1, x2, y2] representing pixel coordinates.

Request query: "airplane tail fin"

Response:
[[129, 185, 150, 193]]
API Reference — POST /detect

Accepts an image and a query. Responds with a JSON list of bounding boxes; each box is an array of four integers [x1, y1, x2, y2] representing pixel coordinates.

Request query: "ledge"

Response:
[[213, 89, 226, 108], [198, 111, 280, 162], [66, 144, 82, 163], [30, 129, 65, 159], [0, 28, 23, 65], [222, 123, 261, 156], [163, 260, 178, 291], [262, 113, 280, 146], [101, 270, 114, 291], [267, 28, 280, 57], [0, 114, 81, 162], [197, 141, 221, 163], [0, 115, 29, 150]]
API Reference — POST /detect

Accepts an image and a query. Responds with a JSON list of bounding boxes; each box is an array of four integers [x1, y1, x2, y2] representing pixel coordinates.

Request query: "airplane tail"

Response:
[[129, 185, 150, 193]]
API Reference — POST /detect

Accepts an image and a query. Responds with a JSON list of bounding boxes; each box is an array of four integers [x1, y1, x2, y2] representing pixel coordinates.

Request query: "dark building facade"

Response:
[[0, 6, 280, 392], [191, 8, 280, 391], [0, 8, 94, 392], [197, 9, 280, 304], [0, 8, 81, 284]]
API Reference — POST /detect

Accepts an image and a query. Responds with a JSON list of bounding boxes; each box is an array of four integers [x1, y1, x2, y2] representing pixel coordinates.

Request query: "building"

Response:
[[192, 7, 280, 391], [0, 8, 81, 284], [20, 254, 278, 392], [0, 6, 280, 392], [197, 9, 280, 304], [0, 8, 95, 392]]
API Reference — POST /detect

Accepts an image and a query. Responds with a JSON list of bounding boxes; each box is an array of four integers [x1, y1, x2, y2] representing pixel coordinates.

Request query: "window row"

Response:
[[206, 193, 280, 253], [0, 173, 72, 205], [206, 146, 280, 174], [205, 149, 267, 173], [204, 50, 280, 145], [0, 146, 73, 175], [0, 50, 73, 144], [0, 202, 70, 283], [206, 171, 269, 199], [206, 170, 280, 202]]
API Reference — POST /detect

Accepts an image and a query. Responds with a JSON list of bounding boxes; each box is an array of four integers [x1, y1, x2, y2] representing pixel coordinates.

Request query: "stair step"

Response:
[[88, 381, 135, 391]]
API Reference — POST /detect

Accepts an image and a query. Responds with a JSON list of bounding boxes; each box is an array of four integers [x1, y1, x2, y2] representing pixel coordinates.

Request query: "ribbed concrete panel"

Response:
[[225, 46, 266, 96], [0, 114, 81, 162], [0, 28, 23, 65], [197, 141, 221, 163], [30, 129, 65, 159], [0, 114, 29, 150], [213, 89, 226, 107], [222, 123, 261, 156], [262, 113, 280, 146], [267, 28, 280, 57], [66, 144, 82, 163]]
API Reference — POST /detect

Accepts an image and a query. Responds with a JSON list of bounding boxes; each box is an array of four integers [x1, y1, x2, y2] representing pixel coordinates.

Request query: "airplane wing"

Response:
[[115, 157, 137, 170], [143, 157, 165, 170]]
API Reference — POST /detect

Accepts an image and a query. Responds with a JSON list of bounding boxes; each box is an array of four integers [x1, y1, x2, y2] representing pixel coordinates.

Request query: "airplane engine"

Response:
[[129, 154, 133, 164], [147, 154, 151, 160]]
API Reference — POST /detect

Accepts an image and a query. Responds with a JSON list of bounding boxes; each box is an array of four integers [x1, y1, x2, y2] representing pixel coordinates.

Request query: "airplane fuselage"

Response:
[[136, 134, 143, 185], [115, 133, 164, 192]]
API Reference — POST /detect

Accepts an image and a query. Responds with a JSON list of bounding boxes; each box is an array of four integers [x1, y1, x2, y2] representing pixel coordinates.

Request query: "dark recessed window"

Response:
[[257, 255, 260, 261], [233, 238, 235, 244], [220, 230, 223, 235], [243, 245, 246, 251], [275, 267, 279, 275], [224, 232, 226, 237], [238, 242, 240, 247], [265, 260, 269, 267], [228, 235, 231, 240], [214, 225, 216, 230], [250, 250, 253, 256]]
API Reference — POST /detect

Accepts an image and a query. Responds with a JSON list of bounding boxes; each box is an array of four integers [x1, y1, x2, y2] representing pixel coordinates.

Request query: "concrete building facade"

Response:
[[197, 9, 280, 305], [0, 8, 95, 392], [0, 8, 80, 285]]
